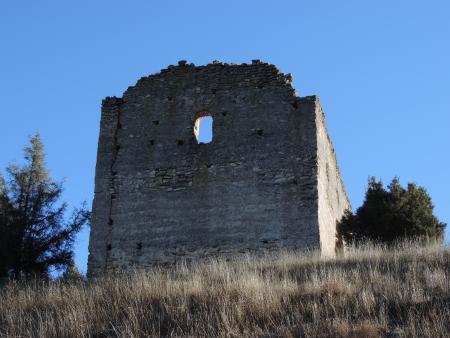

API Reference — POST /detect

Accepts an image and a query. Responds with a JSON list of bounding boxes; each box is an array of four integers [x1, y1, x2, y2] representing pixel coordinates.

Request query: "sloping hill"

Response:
[[1, 242, 449, 337]]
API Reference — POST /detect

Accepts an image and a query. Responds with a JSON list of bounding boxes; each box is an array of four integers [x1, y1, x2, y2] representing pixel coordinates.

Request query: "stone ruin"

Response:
[[87, 60, 350, 276]]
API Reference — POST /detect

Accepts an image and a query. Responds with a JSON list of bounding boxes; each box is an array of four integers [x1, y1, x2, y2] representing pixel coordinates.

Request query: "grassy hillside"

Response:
[[0, 242, 449, 337]]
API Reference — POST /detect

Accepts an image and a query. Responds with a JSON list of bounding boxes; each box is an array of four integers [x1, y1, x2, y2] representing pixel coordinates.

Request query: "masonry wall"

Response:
[[315, 99, 351, 256], [88, 61, 349, 276]]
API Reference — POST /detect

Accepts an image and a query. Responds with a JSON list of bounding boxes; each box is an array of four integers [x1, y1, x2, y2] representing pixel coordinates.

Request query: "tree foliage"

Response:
[[57, 259, 86, 283], [0, 134, 90, 279], [338, 177, 446, 245]]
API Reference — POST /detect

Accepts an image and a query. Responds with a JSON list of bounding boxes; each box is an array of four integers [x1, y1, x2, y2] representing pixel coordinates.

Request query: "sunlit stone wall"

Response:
[[87, 60, 350, 276]]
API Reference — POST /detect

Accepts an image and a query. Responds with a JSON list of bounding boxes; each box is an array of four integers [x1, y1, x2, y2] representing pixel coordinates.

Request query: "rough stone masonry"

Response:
[[87, 60, 350, 276]]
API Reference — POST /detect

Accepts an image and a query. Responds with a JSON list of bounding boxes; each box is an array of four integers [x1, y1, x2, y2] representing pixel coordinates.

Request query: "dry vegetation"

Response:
[[0, 242, 449, 337]]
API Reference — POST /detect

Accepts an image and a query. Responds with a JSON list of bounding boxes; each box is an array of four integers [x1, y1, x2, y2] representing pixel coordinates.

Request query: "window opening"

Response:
[[194, 112, 213, 144]]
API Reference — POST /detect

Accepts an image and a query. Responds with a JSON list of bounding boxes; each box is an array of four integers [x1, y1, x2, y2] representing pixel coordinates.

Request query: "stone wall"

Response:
[[315, 99, 351, 256], [88, 61, 350, 276]]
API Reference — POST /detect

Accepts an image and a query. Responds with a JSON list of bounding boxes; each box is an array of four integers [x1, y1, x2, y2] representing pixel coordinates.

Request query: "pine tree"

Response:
[[338, 177, 446, 245], [58, 259, 85, 283], [0, 134, 90, 279]]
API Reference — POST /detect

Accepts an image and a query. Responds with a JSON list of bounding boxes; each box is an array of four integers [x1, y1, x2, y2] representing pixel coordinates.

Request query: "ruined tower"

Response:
[[87, 60, 350, 276]]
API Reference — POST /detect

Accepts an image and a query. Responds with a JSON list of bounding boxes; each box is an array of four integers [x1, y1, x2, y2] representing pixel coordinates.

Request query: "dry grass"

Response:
[[1, 242, 449, 337]]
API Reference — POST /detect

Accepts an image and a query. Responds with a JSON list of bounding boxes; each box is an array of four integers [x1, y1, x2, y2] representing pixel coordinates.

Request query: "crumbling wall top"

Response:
[[115, 60, 296, 100]]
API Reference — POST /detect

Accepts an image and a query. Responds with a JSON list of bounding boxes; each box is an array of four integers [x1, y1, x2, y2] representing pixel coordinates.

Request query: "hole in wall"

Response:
[[108, 218, 114, 225], [256, 129, 264, 136], [106, 244, 112, 251], [194, 112, 213, 144], [177, 140, 184, 146], [152, 120, 159, 125], [137, 242, 142, 250], [149, 140, 154, 146]]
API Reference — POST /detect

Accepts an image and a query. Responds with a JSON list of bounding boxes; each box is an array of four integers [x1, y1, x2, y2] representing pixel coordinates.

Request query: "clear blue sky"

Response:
[[1, 1, 449, 273]]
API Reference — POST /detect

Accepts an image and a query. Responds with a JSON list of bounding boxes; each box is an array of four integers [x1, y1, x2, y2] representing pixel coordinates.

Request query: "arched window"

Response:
[[194, 112, 213, 144]]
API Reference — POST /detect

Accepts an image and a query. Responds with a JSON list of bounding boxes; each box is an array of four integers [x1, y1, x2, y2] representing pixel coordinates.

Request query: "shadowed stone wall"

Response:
[[88, 60, 350, 276]]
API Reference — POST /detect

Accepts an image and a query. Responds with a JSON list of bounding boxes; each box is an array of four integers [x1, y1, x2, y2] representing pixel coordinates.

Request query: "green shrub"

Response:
[[338, 177, 446, 245]]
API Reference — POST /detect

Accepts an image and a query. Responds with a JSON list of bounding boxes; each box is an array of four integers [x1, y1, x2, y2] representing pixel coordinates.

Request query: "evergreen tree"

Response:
[[0, 134, 90, 279], [58, 258, 85, 283], [338, 177, 446, 245]]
